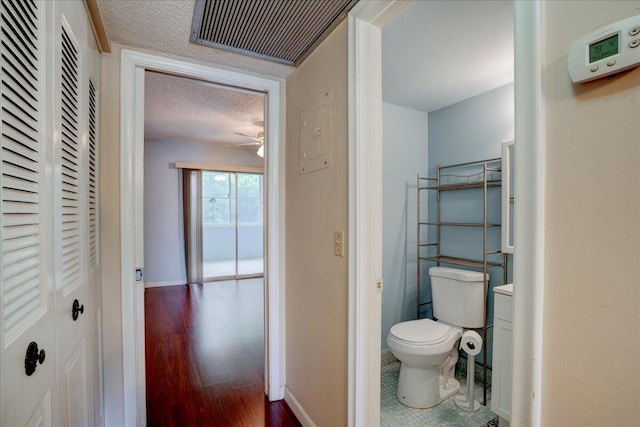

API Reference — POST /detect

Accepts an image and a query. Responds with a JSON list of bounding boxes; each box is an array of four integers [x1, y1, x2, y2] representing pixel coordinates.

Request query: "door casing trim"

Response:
[[347, 1, 544, 425], [119, 49, 286, 425]]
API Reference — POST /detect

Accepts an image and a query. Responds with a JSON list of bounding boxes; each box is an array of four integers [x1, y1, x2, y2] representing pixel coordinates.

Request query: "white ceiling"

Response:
[[102, 0, 514, 146], [382, 0, 514, 112]]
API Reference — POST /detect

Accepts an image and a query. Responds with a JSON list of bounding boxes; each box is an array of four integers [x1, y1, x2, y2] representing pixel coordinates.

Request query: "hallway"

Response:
[[145, 279, 300, 426]]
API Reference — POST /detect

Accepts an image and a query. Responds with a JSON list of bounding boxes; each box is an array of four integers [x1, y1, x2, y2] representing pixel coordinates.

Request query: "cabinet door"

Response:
[[0, 1, 58, 425], [491, 317, 513, 420], [52, 2, 97, 426]]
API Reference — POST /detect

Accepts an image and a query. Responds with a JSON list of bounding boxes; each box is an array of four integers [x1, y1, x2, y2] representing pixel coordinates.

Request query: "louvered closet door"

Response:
[[53, 2, 94, 426], [0, 0, 58, 426], [86, 31, 103, 427]]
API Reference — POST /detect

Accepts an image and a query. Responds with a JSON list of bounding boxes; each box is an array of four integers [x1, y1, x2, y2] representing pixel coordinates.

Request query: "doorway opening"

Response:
[[142, 70, 270, 422], [378, 1, 514, 425], [348, 1, 543, 425], [143, 70, 266, 288], [119, 49, 285, 425]]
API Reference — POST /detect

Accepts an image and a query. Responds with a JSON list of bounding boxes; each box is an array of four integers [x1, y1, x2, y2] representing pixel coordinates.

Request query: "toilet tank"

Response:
[[429, 266, 488, 328]]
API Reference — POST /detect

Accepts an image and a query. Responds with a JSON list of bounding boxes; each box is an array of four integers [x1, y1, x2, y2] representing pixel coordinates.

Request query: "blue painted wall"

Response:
[[381, 102, 429, 350], [426, 83, 514, 366]]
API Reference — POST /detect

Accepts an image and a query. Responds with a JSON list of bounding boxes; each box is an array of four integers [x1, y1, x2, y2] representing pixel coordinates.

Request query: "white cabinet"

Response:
[[491, 284, 513, 423]]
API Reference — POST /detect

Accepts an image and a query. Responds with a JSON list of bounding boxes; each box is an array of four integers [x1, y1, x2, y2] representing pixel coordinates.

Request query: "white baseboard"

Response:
[[275, 384, 285, 400], [284, 387, 317, 427], [144, 279, 186, 288]]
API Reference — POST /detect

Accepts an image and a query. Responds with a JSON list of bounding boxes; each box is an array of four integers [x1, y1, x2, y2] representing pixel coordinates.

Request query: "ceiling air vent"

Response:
[[190, 0, 358, 66]]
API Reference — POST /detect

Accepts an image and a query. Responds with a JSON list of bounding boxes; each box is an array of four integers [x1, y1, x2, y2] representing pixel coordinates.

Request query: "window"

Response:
[[237, 173, 262, 224], [202, 171, 233, 224], [202, 171, 263, 225]]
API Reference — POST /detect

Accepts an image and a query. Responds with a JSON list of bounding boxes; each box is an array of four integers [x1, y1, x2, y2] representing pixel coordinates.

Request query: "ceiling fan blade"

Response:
[[226, 141, 262, 147], [234, 132, 263, 142]]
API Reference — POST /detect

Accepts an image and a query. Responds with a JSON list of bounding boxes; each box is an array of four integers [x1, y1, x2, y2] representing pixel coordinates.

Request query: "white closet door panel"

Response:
[[89, 309, 103, 425], [60, 152, 78, 169], [59, 339, 88, 427], [2, 62, 38, 100], [25, 391, 52, 427], [1, 0, 58, 425], [3, 177, 40, 198], [87, 80, 97, 269], [2, 0, 103, 424], [2, 129, 39, 155], [2, 215, 39, 232], [2, 221, 39, 242], [53, 3, 94, 426], [2, 115, 39, 143], [58, 16, 82, 296], [2, 85, 38, 118], [3, 131, 40, 160], [1, 0, 46, 340], [2, 198, 39, 215], [85, 25, 102, 424], [1, 127, 39, 154], [3, 158, 39, 179], [4, 239, 40, 270]]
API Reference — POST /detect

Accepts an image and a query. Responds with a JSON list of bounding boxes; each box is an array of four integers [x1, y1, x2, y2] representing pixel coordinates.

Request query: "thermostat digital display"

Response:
[[569, 15, 640, 83], [589, 34, 618, 63]]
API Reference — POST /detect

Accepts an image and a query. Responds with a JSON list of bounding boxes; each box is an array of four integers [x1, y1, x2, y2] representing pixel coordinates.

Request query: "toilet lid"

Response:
[[389, 318, 451, 345]]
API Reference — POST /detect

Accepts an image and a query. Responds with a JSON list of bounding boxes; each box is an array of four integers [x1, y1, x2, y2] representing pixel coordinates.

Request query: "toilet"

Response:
[[387, 266, 488, 409]]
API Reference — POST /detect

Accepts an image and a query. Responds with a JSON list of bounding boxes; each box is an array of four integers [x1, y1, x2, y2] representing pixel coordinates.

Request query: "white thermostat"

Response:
[[568, 15, 640, 83]]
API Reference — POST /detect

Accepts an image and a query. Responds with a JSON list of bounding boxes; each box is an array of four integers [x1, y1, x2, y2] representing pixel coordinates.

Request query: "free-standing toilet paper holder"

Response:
[[455, 330, 483, 412]]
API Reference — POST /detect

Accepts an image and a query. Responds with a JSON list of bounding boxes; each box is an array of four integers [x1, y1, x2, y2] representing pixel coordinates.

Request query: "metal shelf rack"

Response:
[[416, 157, 508, 406]]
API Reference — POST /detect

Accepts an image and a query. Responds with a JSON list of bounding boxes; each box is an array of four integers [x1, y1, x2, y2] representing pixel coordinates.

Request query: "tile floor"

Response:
[[381, 362, 497, 427]]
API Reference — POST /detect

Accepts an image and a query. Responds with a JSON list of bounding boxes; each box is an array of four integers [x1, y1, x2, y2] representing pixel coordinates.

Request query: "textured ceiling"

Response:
[[98, 0, 294, 79], [106, 0, 514, 145], [382, 1, 514, 112], [144, 71, 264, 146]]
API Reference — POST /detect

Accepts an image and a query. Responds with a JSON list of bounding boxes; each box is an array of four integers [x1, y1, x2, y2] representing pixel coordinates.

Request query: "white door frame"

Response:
[[347, 1, 544, 425], [119, 49, 286, 426]]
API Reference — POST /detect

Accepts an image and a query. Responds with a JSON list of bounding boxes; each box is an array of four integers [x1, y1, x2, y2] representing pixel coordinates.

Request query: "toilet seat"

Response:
[[389, 318, 452, 346]]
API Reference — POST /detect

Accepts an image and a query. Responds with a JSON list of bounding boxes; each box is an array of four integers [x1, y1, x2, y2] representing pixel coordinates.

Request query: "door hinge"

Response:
[[376, 279, 384, 292], [135, 268, 144, 282]]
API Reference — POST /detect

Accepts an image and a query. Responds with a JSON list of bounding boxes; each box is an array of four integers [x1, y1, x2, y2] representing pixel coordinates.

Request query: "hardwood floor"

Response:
[[145, 279, 300, 427]]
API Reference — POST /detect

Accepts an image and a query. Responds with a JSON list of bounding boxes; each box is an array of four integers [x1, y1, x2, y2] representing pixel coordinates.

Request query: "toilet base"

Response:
[[396, 364, 461, 409], [441, 377, 461, 402]]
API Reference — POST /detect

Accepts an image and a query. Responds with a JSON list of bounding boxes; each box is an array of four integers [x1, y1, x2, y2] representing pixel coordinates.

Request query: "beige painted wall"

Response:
[[285, 21, 349, 426], [541, 2, 640, 425]]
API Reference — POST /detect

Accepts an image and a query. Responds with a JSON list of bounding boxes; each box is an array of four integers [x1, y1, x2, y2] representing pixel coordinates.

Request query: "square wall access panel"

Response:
[[190, 0, 358, 66], [300, 90, 333, 175]]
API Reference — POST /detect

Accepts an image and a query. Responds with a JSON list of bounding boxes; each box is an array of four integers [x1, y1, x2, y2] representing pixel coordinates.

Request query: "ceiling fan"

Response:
[[232, 131, 264, 157]]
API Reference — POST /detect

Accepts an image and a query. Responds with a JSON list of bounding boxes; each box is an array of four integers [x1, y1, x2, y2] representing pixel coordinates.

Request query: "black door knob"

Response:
[[72, 299, 84, 321], [25, 341, 46, 376]]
